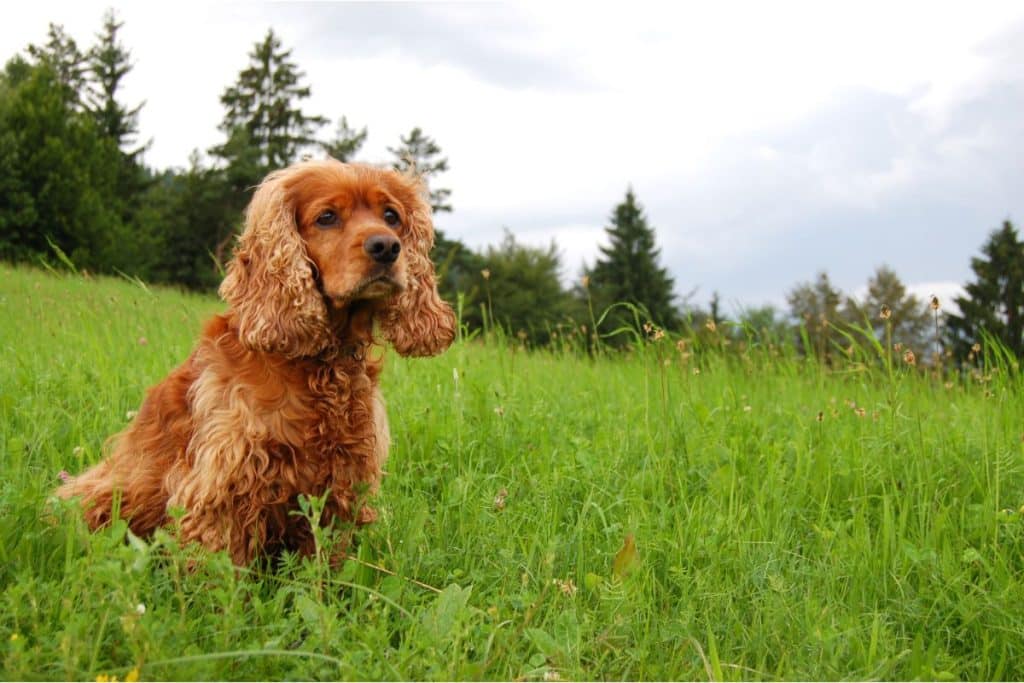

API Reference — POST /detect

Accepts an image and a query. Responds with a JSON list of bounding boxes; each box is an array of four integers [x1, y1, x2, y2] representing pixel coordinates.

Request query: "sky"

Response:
[[3, 1, 1023, 315]]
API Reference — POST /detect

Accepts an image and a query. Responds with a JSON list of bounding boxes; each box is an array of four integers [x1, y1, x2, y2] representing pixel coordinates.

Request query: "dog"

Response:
[[57, 159, 456, 565]]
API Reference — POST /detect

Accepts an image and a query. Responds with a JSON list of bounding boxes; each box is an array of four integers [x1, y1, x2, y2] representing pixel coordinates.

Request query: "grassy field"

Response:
[[1, 264, 1023, 681]]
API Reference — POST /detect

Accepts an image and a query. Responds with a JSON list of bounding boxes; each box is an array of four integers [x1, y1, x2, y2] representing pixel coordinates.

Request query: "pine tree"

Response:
[[320, 116, 367, 162], [388, 127, 452, 214], [211, 29, 326, 181], [946, 220, 1024, 359], [843, 265, 932, 352], [585, 188, 679, 337]]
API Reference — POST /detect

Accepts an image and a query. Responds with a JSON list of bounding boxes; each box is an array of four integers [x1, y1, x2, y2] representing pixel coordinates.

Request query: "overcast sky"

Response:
[[3, 2, 1023, 314]]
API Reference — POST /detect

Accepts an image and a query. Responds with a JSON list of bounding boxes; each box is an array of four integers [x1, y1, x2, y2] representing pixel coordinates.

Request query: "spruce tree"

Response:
[[388, 127, 452, 214], [87, 10, 145, 157], [211, 29, 326, 182], [86, 9, 153, 252], [946, 220, 1024, 359], [26, 24, 89, 110], [320, 116, 367, 162], [586, 188, 679, 335]]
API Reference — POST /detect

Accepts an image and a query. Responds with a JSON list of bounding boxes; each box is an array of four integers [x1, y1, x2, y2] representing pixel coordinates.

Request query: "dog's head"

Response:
[[219, 159, 456, 358]]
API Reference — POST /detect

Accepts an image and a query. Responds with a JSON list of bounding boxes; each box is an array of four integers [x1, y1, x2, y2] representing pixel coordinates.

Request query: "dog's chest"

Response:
[[280, 361, 378, 454]]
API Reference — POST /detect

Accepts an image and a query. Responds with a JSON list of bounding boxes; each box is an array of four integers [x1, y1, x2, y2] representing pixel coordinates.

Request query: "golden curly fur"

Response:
[[56, 159, 456, 565]]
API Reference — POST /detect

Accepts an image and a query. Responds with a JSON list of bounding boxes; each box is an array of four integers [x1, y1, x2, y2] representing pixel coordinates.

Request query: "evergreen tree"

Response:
[[843, 265, 933, 352], [211, 29, 326, 185], [388, 127, 452, 214], [432, 230, 485, 313], [85, 9, 153, 251], [26, 24, 88, 110], [320, 116, 367, 162], [87, 10, 145, 158], [470, 230, 570, 346], [585, 188, 679, 337], [946, 220, 1024, 359], [0, 57, 124, 271], [787, 271, 847, 360], [141, 152, 234, 289]]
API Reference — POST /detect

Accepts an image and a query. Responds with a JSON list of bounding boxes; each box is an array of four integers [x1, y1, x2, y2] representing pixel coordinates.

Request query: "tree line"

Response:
[[1, 12, 1021, 362]]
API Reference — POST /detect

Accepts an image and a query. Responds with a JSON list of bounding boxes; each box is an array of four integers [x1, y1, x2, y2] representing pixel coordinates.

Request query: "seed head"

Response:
[[879, 305, 892, 321], [971, 343, 981, 354], [903, 349, 916, 365], [581, 275, 590, 289], [705, 319, 717, 333], [930, 295, 940, 311], [480, 268, 491, 281]]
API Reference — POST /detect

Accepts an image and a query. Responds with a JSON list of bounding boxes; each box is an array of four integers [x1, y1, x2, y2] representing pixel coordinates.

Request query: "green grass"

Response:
[[2, 264, 1023, 680]]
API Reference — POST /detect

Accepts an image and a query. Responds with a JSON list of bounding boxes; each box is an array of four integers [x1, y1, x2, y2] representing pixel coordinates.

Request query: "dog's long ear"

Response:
[[378, 176, 456, 357], [219, 169, 331, 358]]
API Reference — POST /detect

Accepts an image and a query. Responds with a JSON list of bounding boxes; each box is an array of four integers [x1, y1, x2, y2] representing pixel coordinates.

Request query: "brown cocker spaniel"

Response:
[[57, 159, 456, 565]]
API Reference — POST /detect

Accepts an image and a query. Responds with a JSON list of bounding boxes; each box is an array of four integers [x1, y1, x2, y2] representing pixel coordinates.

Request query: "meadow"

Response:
[[1, 264, 1022, 681]]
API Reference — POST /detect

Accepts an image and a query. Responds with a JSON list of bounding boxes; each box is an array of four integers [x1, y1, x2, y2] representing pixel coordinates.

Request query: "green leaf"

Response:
[[526, 627, 563, 660], [420, 583, 471, 643], [294, 593, 322, 626]]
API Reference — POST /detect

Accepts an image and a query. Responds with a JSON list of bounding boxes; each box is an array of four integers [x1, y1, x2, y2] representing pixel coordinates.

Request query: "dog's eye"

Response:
[[315, 210, 339, 228], [383, 207, 401, 228]]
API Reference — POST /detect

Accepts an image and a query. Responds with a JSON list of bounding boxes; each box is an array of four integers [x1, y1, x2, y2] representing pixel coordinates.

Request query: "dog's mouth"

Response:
[[326, 272, 404, 307]]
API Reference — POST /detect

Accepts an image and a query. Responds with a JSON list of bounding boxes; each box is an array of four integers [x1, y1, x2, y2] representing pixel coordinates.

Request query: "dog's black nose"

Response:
[[364, 234, 401, 264]]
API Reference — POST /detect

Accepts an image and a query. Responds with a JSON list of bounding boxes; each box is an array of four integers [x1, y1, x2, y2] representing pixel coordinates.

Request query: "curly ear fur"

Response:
[[378, 175, 457, 357], [219, 170, 331, 358]]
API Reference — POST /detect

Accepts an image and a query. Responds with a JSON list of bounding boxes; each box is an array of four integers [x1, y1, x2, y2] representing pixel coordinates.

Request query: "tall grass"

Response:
[[1, 264, 1022, 680]]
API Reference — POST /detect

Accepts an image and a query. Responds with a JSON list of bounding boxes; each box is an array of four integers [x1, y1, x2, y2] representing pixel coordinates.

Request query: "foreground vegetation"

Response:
[[2, 264, 1023, 680]]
